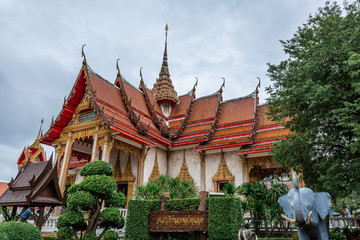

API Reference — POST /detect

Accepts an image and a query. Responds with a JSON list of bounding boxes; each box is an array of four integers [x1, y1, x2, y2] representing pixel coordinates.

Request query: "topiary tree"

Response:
[[57, 160, 126, 240], [0, 221, 42, 240]]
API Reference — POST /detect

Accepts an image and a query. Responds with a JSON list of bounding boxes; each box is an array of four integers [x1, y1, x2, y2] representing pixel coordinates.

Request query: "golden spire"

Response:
[[29, 119, 44, 150], [152, 24, 178, 105]]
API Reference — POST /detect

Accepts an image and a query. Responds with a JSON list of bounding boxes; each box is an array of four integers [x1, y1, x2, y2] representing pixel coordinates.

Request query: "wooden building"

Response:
[[40, 26, 290, 203]]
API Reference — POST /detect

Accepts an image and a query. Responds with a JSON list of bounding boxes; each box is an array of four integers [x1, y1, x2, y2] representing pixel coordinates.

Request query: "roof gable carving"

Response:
[[177, 150, 194, 183]]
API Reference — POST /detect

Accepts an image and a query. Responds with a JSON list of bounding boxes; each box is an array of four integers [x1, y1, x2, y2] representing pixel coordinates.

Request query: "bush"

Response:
[[0, 221, 42, 240], [101, 230, 118, 240], [57, 227, 74, 240], [106, 191, 127, 208], [42, 236, 57, 240], [83, 231, 97, 240], [80, 175, 116, 198], [125, 200, 160, 240], [57, 208, 85, 230], [67, 190, 96, 211], [207, 197, 242, 240], [80, 160, 113, 176], [99, 207, 125, 229], [164, 198, 199, 211]]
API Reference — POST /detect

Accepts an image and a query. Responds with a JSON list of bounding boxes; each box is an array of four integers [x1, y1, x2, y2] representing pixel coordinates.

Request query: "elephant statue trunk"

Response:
[[278, 175, 331, 240]]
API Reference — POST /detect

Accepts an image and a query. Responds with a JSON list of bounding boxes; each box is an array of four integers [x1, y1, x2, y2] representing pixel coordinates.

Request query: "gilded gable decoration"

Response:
[[148, 148, 160, 182], [113, 139, 141, 159], [247, 156, 272, 170], [212, 151, 235, 184], [177, 150, 194, 183]]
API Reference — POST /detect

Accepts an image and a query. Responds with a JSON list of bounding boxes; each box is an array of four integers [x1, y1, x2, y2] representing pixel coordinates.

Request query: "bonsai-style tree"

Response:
[[57, 160, 126, 240]]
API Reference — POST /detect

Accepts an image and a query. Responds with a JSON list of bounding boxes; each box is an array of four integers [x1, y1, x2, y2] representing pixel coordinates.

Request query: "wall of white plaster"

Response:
[[168, 150, 183, 178], [204, 151, 243, 192], [168, 149, 201, 187], [142, 147, 168, 184]]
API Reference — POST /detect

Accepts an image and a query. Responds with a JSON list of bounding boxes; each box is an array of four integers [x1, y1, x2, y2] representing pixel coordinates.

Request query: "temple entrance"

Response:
[[117, 182, 128, 197], [247, 157, 290, 185]]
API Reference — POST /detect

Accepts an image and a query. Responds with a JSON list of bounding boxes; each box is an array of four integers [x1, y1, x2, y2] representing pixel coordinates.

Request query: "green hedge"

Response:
[[207, 197, 242, 240], [0, 221, 42, 240], [165, 198, 199, 211], [126, 197, 242, 240], [125, 199, 160, 240]]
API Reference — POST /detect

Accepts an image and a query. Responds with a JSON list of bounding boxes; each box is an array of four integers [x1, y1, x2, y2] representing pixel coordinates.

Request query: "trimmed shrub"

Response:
[[0, 221, 42, 240], [165, 198, 199, 211], [67, 190, 96, 211], [79, 175, 116, 198], [101, 230, 118, 240], [106, 191, 127, 208], [83, 231, 97, 240], [57, 227, 74, 240], [42, 236, 57, 240], [80, 160, 113, 176], [207, 197, 242, 240], [125, 200, 160, 240], [57, 208, 85, 230], [99, 207, 125, 229]]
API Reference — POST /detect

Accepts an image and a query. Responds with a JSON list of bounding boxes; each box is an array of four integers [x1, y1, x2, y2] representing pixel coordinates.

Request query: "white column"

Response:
[[59, 132, 73, 193], [101, 135, 109, 162], [91, 131, 99, 162]]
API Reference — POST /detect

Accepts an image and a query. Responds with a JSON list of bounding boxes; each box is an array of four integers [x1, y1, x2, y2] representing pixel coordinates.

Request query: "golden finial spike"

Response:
[[140, 67, 143, 82], [165, 24, 169, 32], [81, 44, 87, 65], [116, 58, 120, 76], [193, 77, 198, 90], [81, 44, 86, 58], [256, 77, 261, 94]]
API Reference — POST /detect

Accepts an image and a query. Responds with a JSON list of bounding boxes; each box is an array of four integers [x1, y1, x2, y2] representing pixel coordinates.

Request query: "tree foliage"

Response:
[[238, 177, 290, 237], [134, 175, 198, 200], [266, 0, 360, 198], [57, 160, 126, 240]]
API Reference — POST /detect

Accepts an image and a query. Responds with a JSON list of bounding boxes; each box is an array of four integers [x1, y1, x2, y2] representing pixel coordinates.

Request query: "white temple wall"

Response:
[[184, 149, 201, 185], [157, 148, 167, 177], [143, 147, 167, 183], [224, 151, 244, 187], [168, 150, 183, 178], [204, 152, 221, 192], [204, 151, 244, 192], [168, 148, 201, 186]]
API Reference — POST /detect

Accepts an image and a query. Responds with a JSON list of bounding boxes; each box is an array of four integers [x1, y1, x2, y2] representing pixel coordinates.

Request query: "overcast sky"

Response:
[[0, 0, 341, 181]]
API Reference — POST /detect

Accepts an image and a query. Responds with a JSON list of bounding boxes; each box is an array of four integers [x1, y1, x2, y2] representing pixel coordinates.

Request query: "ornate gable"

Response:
[[148, 149, 160, 182], [212, 151, 235, 184], [177, 150, 194, 183]]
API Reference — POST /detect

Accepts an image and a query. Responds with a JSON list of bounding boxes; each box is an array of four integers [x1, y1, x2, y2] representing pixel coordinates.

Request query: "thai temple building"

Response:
[[39, 25, 290, 203]]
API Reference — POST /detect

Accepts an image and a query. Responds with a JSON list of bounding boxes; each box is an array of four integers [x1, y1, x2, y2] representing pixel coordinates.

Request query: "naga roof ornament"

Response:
[[152, 24, 178, 105]]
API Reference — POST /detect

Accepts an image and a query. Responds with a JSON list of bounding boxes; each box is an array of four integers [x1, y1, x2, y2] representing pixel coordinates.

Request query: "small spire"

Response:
[[116, 58, 120, 77], [163, 24, 169, 66], [81, 44, 87, 65], [220, 77, 225, 93], [140, 67, 144, 84], [256, 77, 261, 94]]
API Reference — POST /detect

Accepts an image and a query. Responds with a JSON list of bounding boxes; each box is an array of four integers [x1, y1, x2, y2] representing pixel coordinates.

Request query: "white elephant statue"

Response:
[[278, 176, 331, 240]]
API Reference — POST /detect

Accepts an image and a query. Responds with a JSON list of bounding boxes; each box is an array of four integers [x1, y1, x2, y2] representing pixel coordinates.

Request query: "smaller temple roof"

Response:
[[0, 155, 63, 207]]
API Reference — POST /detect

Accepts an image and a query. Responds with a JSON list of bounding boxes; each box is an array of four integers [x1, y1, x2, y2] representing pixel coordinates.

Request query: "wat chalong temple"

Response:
[[39, 25, 289, 202]]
